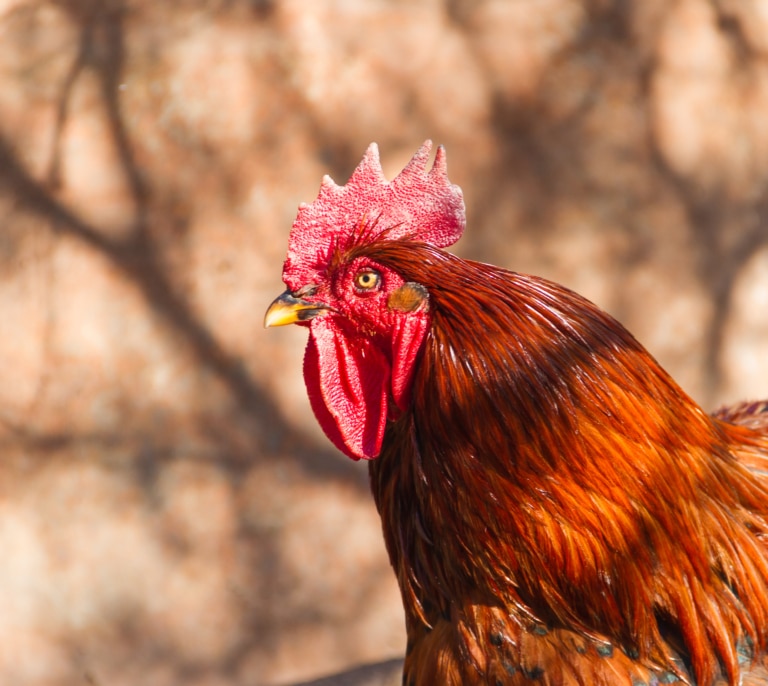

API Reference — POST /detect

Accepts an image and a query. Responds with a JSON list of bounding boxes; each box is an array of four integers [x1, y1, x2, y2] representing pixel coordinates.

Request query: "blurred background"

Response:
[[0, 0, 767, 684]]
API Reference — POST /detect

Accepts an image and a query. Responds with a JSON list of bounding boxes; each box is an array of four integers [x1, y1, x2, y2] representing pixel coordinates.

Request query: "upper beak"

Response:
[[264, 290, 331, 328]]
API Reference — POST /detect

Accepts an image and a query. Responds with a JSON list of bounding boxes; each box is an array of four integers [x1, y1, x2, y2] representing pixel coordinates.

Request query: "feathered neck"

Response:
[[365, 241, 768, 686]]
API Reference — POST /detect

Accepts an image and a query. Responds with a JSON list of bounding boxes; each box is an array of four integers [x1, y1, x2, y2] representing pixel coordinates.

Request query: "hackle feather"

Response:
[[358, 240, 768, 685]]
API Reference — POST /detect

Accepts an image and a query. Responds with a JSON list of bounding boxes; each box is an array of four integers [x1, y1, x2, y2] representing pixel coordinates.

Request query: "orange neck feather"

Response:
[[364, 241, 768, 685]]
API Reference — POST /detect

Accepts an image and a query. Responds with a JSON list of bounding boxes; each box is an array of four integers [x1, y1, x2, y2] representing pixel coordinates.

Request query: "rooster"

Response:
[[265, 142, 768, 685]]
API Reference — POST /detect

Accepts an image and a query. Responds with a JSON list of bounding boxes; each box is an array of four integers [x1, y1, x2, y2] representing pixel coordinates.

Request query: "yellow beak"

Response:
[[264, 290, 331, 327]]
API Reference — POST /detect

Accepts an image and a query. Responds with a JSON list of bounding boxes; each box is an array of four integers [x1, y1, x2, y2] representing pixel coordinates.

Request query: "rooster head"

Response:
[[265, 141, 465, 460]]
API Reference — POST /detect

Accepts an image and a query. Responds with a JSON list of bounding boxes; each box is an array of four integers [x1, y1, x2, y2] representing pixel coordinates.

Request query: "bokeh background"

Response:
[[1, 1, 767, 684]]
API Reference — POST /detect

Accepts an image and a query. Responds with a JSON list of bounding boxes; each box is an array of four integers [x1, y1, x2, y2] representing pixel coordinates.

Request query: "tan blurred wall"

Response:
[[0, 1, 766, 685]]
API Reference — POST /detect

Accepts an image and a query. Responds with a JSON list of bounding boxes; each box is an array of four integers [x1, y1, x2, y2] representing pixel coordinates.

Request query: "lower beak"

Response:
[[264, 290, 331, 327]]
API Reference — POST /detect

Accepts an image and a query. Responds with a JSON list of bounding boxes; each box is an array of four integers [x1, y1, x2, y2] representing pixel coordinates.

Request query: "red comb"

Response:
[[283, 140, 466, 291]]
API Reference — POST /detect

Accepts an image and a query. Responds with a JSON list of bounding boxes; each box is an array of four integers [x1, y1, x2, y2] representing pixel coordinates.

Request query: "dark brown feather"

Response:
[[351, 240, 768, 685]]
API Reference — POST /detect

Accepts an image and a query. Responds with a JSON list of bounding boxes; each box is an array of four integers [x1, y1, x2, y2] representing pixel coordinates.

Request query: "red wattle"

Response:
[[389, 311, 430, 413], [303, 319, 389, 460]]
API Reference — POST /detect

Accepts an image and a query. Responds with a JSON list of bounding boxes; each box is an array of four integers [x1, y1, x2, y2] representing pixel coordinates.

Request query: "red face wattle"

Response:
[[302, 258, 431, 460], [265, 141, 465, 460]]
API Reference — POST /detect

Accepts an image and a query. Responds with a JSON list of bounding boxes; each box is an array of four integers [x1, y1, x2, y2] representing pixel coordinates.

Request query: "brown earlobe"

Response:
[[388, 282, 429, 313]]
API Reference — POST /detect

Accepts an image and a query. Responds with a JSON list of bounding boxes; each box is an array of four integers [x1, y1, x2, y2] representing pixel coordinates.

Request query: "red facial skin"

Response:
[[297, 255, 430, 460]]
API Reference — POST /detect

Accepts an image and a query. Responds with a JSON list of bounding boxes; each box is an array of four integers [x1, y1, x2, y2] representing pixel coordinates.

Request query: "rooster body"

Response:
[[265, 143, 768, 685]]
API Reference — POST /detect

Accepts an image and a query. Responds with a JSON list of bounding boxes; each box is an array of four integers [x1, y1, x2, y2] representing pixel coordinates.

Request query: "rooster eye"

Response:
[[354, 269, 382, 292]]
